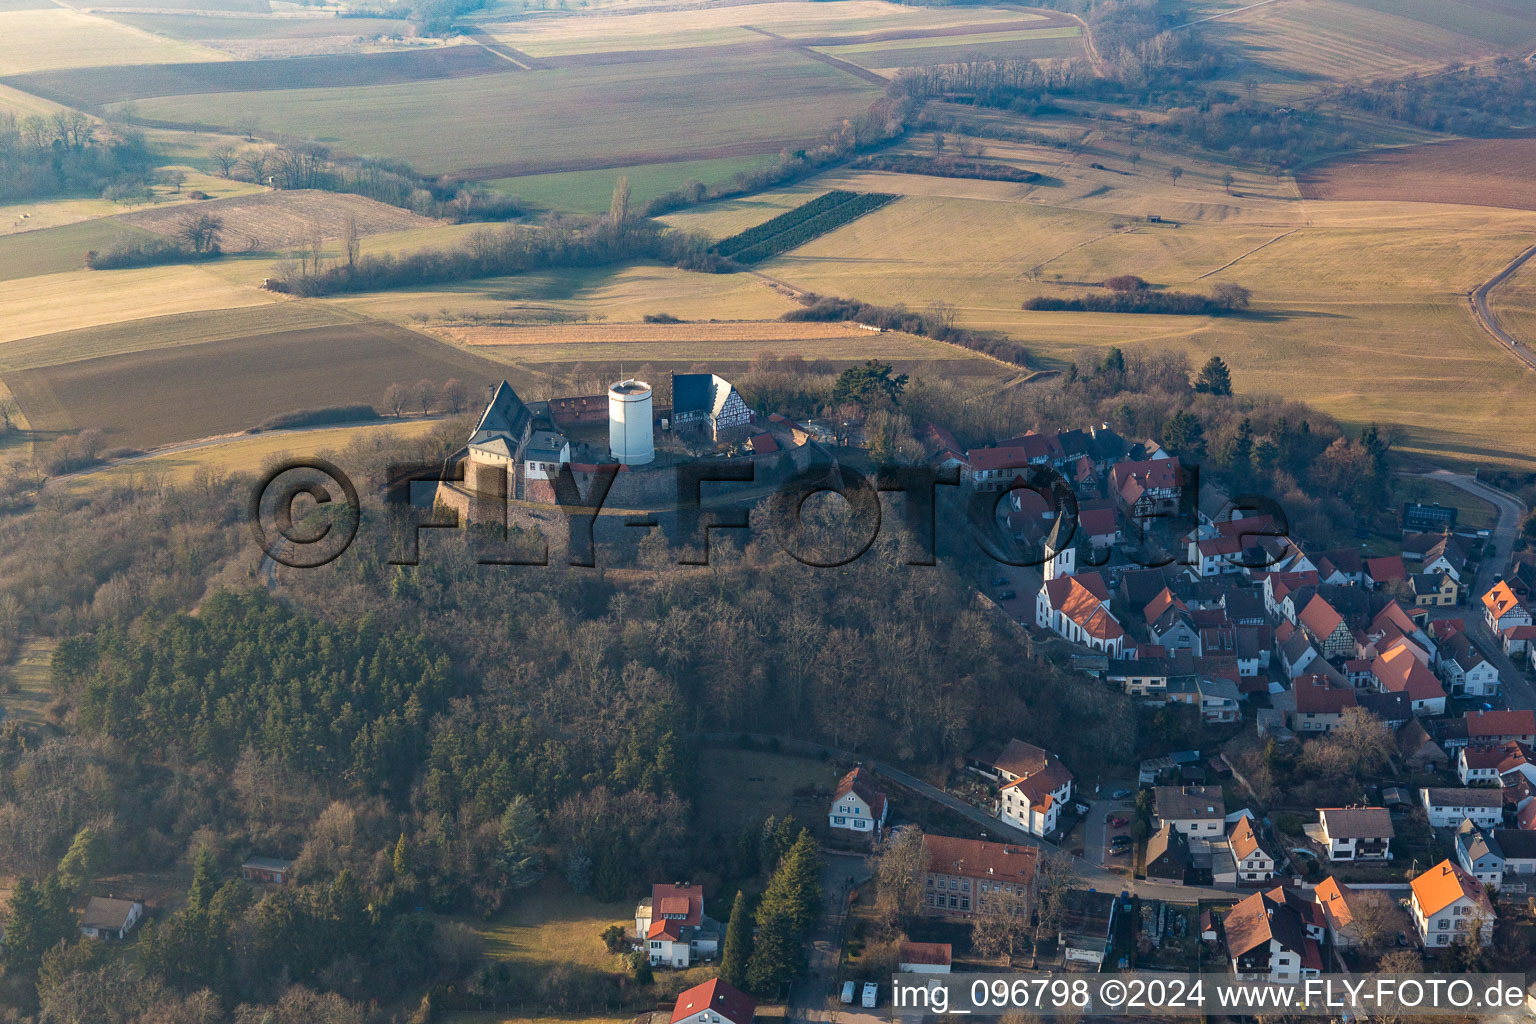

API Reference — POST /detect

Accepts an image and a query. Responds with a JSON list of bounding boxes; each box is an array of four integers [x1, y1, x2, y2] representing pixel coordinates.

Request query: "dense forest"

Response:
[[0, 113, 156, 204]]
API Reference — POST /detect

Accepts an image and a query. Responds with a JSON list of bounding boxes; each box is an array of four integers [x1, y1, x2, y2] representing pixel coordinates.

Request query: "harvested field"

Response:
[[1298, 139, 1536, 212], [5, 321, 508, 448], [437, 320, 882, 346], [819, 25, 1082, 68], [487, 154, 775, 214], [0, 217, 153, 282], [123, 50, 881, 177], [106, 12, 416, 44], [0, 9, 227, 76], [2, 44, 509, 109], [0, 265, 269, 345], [117, 190, 439, 252]]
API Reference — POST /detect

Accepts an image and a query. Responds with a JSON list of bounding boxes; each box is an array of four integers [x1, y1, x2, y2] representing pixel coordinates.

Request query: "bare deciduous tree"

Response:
[[874, 825, 926, 931], [210, 144, 240, 178], [384, 383, 409, 418]]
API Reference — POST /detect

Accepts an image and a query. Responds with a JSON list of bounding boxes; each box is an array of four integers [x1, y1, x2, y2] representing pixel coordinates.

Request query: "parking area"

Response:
[[1083, 792, 1135, 869]]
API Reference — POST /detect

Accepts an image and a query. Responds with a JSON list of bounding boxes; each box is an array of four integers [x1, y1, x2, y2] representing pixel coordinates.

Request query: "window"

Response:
[[833, 816, 845, 824]]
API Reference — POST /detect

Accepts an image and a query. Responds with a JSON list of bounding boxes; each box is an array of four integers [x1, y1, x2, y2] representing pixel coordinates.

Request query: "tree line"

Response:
[[0, 112, 156, 204]]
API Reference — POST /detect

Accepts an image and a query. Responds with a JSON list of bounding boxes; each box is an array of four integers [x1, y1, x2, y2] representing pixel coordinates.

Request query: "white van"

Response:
[[862, 982, 878, 1008], [840, 981, 855, 1005]]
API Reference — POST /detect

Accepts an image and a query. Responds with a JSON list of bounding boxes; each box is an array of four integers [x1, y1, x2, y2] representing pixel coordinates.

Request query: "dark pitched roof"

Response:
[[469, 380, 532, 448], [1155, 785, 1224, 821]]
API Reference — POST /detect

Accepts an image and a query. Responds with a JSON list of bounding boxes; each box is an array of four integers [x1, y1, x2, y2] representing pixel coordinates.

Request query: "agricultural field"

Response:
[[0, 264, 271, 344], [3, 44, 507, 110], [0, 218, 154, 282], [479, 0, 1038, 56], [104, 12, 421, 58], [487, 154, 776, 215], [117, 50, 881, 177], [3, 321, 507, 449], [118, 189, 439, 252], [1488, 251, 1536, 350], [1204, 0, 1536, 85], [816, 25, 1084, 71], [0, 9, 227, 76], [1298, 139, 1536, 212]]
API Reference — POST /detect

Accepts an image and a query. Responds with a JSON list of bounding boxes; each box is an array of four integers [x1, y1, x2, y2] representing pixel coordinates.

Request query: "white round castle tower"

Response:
[[608, 379, 655, 465]]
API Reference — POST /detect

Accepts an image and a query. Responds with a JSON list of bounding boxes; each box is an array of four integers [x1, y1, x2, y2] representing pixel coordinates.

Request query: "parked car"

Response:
[[1109, 833, 1132, 846], [1111, 788, 1132, 799], [998, 590, 1017, 601], [862, 983, 878, 1008], [1107, 844, 1130, 856], [991, 576, 1009, 586], [1106, 815, 1128, 826], [841, 982, 855, 1005]]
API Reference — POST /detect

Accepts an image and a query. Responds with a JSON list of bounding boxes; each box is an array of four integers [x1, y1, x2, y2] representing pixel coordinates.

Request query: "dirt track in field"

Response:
[[1297, 138, 1536, 212], [116, 190, 437, 252], [437, 321, 880, 346]]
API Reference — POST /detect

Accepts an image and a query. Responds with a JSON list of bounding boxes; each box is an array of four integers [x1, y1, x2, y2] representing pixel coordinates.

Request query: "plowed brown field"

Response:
[[117, 190, 437, 252], [1298, 138, 1536, 211]]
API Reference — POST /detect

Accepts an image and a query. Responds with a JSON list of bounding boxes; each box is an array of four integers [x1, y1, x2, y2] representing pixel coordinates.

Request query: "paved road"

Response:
[[789, 852, 871, 1020], [1402, 469, 1534, 710], [1469, 243, 1536, 373]]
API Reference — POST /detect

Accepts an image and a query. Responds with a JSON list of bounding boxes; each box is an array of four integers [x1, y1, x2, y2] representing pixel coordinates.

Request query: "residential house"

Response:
[[921, 834, 1037, 918], [1371, 643, 1447, 716], [1455, 820, 1505, 888], [1079, 506, 1120, 550], [1459, 745, 1506, 786], [898, 942, 953, 974], [1145, 823, 1193, 885], [1289, 675, 1358, 733], [1403, 533, 1468, 581], [1278, 630, 1323, 680], [671, 979, 755, 1024], [1196, 676, 1241, 723], [1154, 785, 1226, 839], [1110, 458, 1182, 519], [1484, 582, 1532, 636], [1105, 655, 1171, 698], [1504, 624, 1536, 657], [240, 857, 293, 886], [80, 897, 143, 940], [1365, 555, 1407, 590], [636, 884, 720, 967], [1297, 595, 1354, 658], [828, 767, 887, 836], [1224, 888, 1325, 983], [1496, 829, 1536, 877], [1409, 860, 1495, 949], [1465, 709, 1536, 748], [1313, 877, 1379, 949], [1057, 890, 1119, 967], [974, 739, 1074, 838], [1410, 572, 1460, 608], [1228, 814, 1276, 883], [1421, 787, 1503, 829], [1437, 632, 1500, 698], [1396, 719, 1450, 772], [1358, 691, 1412, 729], [1317, 807, 1394, 862], [1263, 571, 1321, 619]]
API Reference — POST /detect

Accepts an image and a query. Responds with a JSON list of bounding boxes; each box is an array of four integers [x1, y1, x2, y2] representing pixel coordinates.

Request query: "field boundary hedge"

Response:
[[712, 191, 898, 264]]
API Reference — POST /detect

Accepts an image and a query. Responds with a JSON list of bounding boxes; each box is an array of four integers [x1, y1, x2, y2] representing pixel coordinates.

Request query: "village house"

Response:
[[635, 883, 720, 968], [1410, 860, 1495, 949], [1288, 675, 1357, 733], [1495, 829, 1536, 877], [1109, 457, 1183, 520], [80, 897, 143, 940], [1296, 595, 1354, 658], [1421, 787, 1503, 830], [1145, 823, 1194, 885], [1223, 887, 1325, 983], [1104, 654, 1171, 698], [1154, 785, 1226, 840], [671, 372, 751, 442], [1402, 533, 1468, 581], [972, 739, 1074, 838], [828, 767, 887, 836], [1317, 807, 1394, 862], [1312, 877, 1373, 949], [1371, 642, 1447, 716], [1057, 890, 1119, 968], [671, 979, 755, 1024], [1436, 631, 1500, 697], [1455, 820, 1505, 887], [1458, 745, 1506, 786], [1409, 572, 1460, 608], [1196, 676, 1241, 723], [920, 834, 1037, 919], [1465, 708, 1536, 748], [1227, 814, 1276, 883], [240, 857, 293, 886], [1484, 581, 1532, 636], [1364, 555, 1407, 590]]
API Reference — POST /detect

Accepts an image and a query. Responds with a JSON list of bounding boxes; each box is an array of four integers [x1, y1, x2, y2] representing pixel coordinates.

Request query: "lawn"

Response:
[[472, 883, 630, 970], [1392, 477, 1498, 533], [58, 417, 448, 493], [0, 218, 154, 283], [487, 155, 777, 215], [0, 8, 226, 75], [120, 50, 881, 178]]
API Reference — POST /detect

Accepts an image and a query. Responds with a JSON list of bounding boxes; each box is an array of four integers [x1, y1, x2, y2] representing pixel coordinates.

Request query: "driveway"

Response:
[[1082, 794, 1134, 871], [788, 851, 871, 1021]]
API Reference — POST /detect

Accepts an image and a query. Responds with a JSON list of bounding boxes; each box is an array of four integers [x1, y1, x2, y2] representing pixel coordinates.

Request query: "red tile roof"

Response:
[[1297, 594, 1344, 641], [832, 767, 887, 821], [1410, 860, 1489, 919], [1484, 581, 1525, 620], [1371, 645, 1445, 703], [1466, 709, 1536, 739], [1293, 676, 1358, 714], [650, 883, 703, 927], [922, 834, 1039, 887], [672, 980, 756, 1024], [1366, 555, 1406, 582]]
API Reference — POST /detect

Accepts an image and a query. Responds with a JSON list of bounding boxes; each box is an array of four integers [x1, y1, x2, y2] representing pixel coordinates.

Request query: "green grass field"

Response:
[[4, 637, 56, 727], [122, 50, 881, 177], [0, 218, 154, 283], [818, 25, 1083, 69], [487, 154, 777, 214]]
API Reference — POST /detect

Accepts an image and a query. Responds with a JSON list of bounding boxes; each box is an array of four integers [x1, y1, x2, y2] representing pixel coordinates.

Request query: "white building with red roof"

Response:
[[1410, 859, 1494, 949], [636, 883, 720, 968], [1370, 642, 1447, 716], [982, 738, 1075, 837], [671, 979, 755, 1024], [1484, 581, 1532, 636], [828, 766, 887, 836]]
